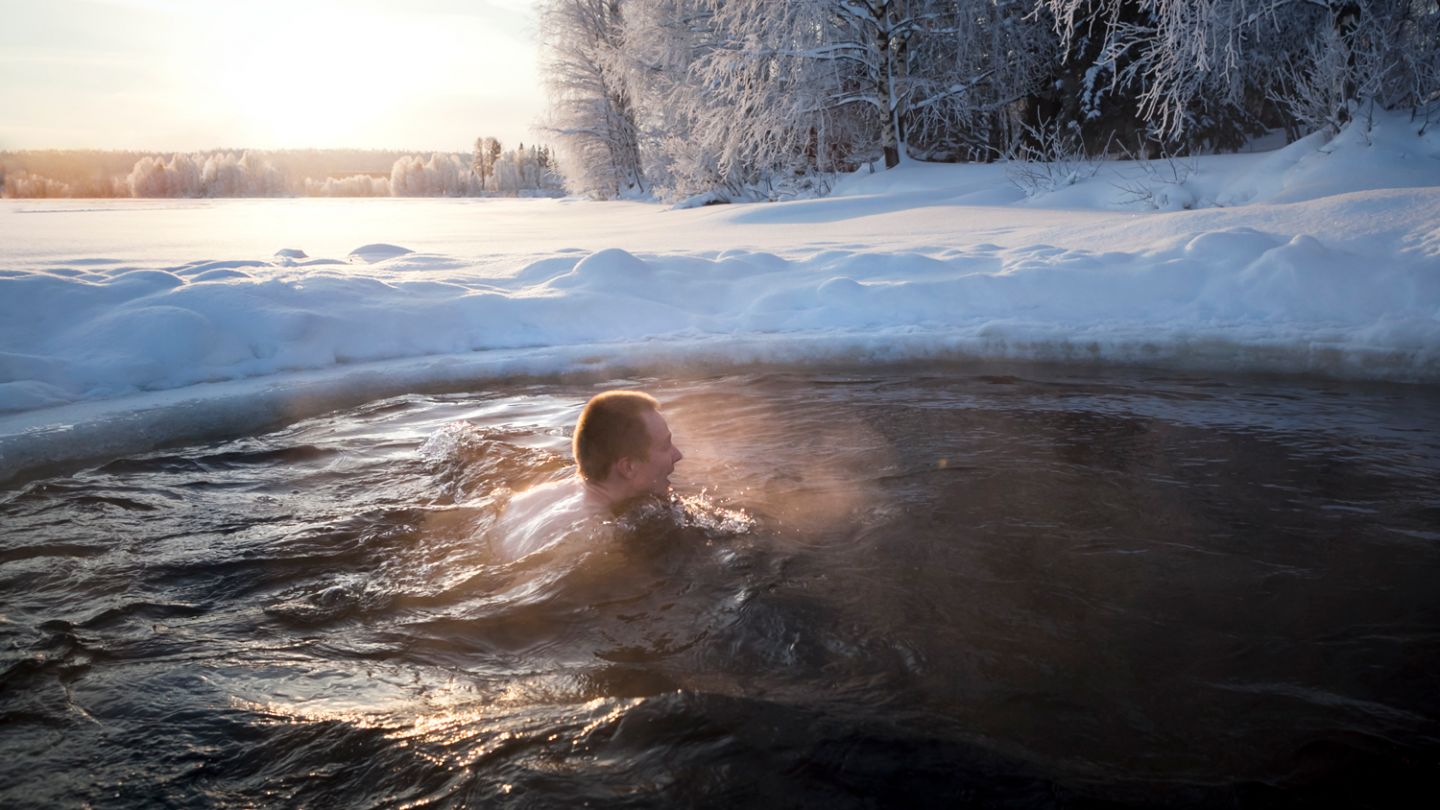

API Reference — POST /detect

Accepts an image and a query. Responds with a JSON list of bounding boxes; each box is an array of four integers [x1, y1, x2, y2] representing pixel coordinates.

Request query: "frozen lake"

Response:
[[0, 192, 1118, 268]]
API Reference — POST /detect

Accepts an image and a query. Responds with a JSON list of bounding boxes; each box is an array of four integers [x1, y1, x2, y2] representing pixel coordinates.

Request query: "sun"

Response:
[[197, 3, 444, 148], [145, 0, 537, 150]]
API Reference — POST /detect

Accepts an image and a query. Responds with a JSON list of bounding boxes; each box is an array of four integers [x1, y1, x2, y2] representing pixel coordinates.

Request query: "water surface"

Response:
[[3, 366, 1439, 807]]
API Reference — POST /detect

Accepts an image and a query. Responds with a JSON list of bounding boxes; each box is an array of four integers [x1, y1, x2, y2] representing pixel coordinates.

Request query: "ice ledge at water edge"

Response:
[[3, 330, 1438, 487]]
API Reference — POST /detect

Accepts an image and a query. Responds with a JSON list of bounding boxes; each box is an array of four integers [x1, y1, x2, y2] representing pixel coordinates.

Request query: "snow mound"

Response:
[[348, 243, 414, 263], [823, 108, 1440, 215]]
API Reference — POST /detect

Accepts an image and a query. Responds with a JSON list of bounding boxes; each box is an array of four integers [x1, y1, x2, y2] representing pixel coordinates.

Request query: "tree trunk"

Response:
[[878, 2, 908, 169]]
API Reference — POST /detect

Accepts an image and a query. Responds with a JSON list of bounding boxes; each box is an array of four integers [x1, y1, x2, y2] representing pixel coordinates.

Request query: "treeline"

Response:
[[0, 143, 565, 199], [539, 0, 1440, 201]]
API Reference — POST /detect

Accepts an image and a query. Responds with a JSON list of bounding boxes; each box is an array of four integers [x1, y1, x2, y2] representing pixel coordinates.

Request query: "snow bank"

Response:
[[4, 208, 1434, 416], [2, 112, 1438, 481]]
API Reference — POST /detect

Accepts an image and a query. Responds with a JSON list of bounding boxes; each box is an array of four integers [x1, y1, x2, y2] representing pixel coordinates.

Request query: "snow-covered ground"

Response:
[[2, 112, 1438, 479]]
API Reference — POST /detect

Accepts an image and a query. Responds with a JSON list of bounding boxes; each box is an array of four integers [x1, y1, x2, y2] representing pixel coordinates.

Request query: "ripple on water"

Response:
[[2, 368, 1439, 807]]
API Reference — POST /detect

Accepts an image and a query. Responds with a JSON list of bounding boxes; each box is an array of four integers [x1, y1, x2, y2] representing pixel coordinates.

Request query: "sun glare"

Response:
[[190, 4, 455, 148], [1, 0, 539, 151]]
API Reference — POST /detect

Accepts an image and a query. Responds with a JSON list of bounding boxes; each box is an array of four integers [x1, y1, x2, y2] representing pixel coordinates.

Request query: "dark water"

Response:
[[3, 367, 1439, 808]]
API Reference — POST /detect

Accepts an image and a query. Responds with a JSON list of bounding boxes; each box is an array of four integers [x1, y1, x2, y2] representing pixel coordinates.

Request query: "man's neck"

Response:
[[581, 476, 629, 513], [582, 475, 668, 517]]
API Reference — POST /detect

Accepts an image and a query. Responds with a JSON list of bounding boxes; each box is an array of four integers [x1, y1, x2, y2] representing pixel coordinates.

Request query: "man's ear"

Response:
[[613, 456, 637, 481]]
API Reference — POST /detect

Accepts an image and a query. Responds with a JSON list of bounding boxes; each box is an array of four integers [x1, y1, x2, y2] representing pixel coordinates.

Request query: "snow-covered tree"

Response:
[[389, 153, 483, 196], [127, 153, 210, 197], [539, 0, 647, 198], [1039, 0, 1440, 142], [304, 174, 391, 196], [3, 171, 72, 198], [890, 0, 1056, 161], [190, 152, 286, 197], [554, 0, 1054, 198], [473, 136, 501, 191]]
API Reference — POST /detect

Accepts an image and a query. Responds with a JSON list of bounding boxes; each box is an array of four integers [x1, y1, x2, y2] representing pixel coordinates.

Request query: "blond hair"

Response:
[[573, 390, 660, 481]]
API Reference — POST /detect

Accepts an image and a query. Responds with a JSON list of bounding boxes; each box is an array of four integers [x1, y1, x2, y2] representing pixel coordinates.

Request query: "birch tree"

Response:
[[689, 1, 1051, 172], [540, 0, 648, 198], [610, 0, 723, 196], [1039, 0, 1440, 141]]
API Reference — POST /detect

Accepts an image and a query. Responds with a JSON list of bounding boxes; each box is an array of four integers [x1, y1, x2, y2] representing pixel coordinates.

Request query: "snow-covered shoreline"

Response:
[[3, 114, 1437, 481]]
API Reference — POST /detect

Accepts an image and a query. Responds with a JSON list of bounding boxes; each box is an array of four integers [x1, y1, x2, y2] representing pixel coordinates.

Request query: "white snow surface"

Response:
[[2, 112, 1438, 478]]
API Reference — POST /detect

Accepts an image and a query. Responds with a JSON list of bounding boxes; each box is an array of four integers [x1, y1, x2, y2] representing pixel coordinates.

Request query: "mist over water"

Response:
[[3, 367, 1439, 807]]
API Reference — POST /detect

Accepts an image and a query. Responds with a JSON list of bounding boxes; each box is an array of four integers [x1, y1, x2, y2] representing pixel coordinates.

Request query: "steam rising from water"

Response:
[[663, 382, 893, 540]]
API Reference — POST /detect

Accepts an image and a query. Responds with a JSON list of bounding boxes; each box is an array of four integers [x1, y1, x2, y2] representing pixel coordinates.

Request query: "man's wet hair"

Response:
[[573, 390, 661, 482]]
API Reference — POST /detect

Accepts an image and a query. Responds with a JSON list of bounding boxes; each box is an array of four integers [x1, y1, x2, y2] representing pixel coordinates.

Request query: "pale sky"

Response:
[[0, 0, 546, 152]]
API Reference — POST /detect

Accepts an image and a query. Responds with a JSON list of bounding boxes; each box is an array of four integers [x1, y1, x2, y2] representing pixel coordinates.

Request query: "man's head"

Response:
[[573, 390, 683, 503]]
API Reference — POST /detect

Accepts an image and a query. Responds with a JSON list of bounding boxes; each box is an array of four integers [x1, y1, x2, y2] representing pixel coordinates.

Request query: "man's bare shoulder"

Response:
[[492, 478, 609, 561], [506, 478, 580, 512]]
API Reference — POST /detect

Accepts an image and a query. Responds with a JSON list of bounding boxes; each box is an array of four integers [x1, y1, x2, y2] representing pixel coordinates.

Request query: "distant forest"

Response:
[[0, 143, 566, 199], [539, 0, 1440, 202]]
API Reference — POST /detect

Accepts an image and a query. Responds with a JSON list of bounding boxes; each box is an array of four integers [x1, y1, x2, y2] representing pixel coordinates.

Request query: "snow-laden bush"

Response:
[[1110, 151, 1200, 211], [389, 153, 483, 197], [304, 174, 391, 197], [1005, 119, 1107, 197], [200, 152, 287, 197], [125, 152, 288, 198], [2, 171, 73, 198]]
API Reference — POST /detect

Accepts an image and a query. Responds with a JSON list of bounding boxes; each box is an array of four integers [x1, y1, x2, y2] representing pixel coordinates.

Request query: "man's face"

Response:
[[630, 408, 683, 497]]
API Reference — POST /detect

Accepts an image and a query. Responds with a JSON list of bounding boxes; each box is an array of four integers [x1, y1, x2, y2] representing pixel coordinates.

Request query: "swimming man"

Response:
[[492, 390, 684, 560]]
